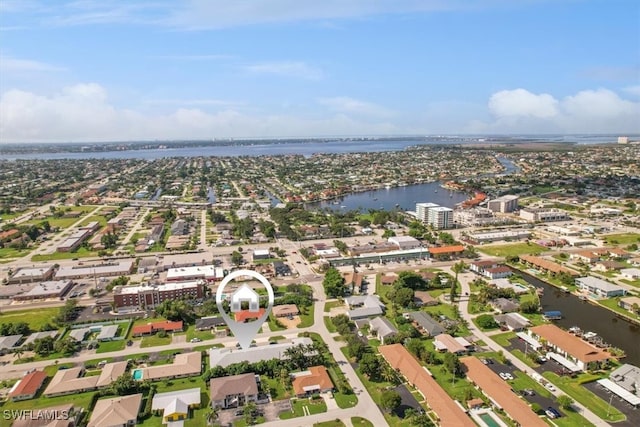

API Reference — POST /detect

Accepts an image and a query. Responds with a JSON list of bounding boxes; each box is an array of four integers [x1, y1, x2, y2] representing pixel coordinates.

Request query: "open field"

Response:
[[603, 233, 640, 245], [31, 247, 99, 261], [0, 307, 59, 331], [477, 242, 549, 257]]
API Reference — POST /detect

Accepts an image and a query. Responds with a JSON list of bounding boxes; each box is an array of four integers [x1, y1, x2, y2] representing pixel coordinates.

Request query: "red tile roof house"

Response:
[[234, 308, 266, 323], [9, 371, 47, 401], [131, 320, 183, 337]]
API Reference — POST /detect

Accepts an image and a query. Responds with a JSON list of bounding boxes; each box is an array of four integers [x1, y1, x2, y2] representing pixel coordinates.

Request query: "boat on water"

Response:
[[568, 326, 582, 335], [579, 295, 588, 301], [332, 200, 340, 205], [340, 205, 347, 209], [582, 331, 598, 340], [373, 198, 378, 201], [543, 310, 562, 320], [434, 189, 438, 193]]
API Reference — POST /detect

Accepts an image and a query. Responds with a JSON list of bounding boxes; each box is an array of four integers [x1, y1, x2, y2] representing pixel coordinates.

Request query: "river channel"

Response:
[[519, 271, 640, 365]]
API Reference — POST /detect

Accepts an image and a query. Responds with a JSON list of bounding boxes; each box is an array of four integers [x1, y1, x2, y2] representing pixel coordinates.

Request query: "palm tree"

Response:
[[205, 407, 219, 426], [12, 348, 24, 360]]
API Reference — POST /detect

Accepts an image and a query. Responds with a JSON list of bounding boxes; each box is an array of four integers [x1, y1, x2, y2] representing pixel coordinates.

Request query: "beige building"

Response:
[[88, 394, 142, 427]]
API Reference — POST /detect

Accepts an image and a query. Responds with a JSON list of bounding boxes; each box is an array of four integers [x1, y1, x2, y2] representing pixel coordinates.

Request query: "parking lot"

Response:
[[503, 333, 639, 424]]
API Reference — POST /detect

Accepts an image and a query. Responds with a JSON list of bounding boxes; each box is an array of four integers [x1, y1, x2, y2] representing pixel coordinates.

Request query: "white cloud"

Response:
[[472, 87, 640, 133], [318, 96, 394, 118], [244, 61, 323, 80], [0, 55, 65, 72], [488, 88, 559, 119], [0, 83, 396, 142]]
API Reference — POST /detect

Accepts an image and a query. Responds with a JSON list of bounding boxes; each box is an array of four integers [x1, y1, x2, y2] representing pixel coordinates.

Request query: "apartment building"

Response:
[[487, 195, 519, 213], [113, 280, 204, 310]]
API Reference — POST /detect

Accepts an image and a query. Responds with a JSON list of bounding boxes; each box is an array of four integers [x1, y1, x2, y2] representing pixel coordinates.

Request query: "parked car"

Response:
[[521, 389, 535, 396], [545, 383, 556, 392], [545, 407, 561, 419], [499, 372, 513, 380], [190, 337, 202, 343]]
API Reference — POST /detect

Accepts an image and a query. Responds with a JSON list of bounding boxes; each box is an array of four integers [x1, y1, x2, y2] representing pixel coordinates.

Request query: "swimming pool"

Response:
[[132, 369, 143, 380], [479, 413, 501, 427]]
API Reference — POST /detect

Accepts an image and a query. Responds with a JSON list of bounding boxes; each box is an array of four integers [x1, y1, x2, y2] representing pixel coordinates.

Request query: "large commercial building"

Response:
[[165, 265, 225, 282], [520, 207, 570, 222], [12, 280, 73, 301], [487, 195, 519, 213], [113, 280, 205, 310], [55, 261, 135, 280], [416, 201, 454, 229], [7, 266, 55, 285]]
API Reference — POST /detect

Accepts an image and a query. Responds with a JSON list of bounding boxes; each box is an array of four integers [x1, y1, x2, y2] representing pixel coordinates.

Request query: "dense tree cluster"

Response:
[[322, 267, 346, 298], [154, 299, 196, 323], [0, 322, 30, 336]]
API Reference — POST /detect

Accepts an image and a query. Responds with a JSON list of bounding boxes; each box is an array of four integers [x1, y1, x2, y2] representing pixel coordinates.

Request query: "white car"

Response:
[[545, 383, 556, 392], [499, 372, 513, 380]]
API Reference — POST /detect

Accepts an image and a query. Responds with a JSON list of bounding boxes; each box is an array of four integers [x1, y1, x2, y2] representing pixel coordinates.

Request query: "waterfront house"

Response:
[[529, 324, 612, 371], [618, 296, 640, 314], [490, 298, 520, 313], [576, 276, 626, 298]]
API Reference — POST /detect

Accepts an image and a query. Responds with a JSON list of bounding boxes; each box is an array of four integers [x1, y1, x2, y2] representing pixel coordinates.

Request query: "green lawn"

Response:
[[96, 340, 126, 353], [0, 307, 60, 331], [323, 316, 337, 333], [0, 247, 31, 259], [350, 417, 373, 427], [268, 315, 287, 331], [298, 305, 315, 328], [262, 376, 290, 400], [333, 391, 358, 409], [140, 334, 172, 348], [542, 372, 625, 423], [429, 364, 483, 403], [598, 298, 640, 323], [31, 247, 99, 261], [279, 398, 327, 419], [477, 242, 549, 257], [603, 233, 640, 245], [314, 421, 346, 427], [324, 300, 343, 312], [490, 331, 516, 346], [185, 325, 216, 342], [79, 215, 108, 227]]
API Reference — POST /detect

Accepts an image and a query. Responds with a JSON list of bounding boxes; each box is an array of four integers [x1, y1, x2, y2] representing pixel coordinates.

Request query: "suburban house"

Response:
[[131, 320, 184, 337], [272, 261, 292, 276], [342, 272, 364, 294], [494, 312, 530, 331], [413, 291, 439, 307], [8, 370, 47, 401], [490, 298, 520, 314], [210, 373, 259, 409], [368, 316, 398, 345], [620, 268, 640, 280], [235, 308, 266, 323], [406, 312, 444, 337], [136, 352, 202, 381], [88, 394, 142, 427], [461, 357, 547, 427], [380, 273, 398, 286], [576, 276, 626, 298], [434, 334, 472, 354], [529, 324, 612, 371], [344, 295, 385, 320], [152, 388, 201, 426], [272, 304, 300, 318], [618, 296, 640, 314], [195, 316, 226, 331], [593, 260, 626, 272], [291, 366, 334, 397], [378, 344, 475, 426], [519, 255, 579, 277], [44, 361, 128, 397]]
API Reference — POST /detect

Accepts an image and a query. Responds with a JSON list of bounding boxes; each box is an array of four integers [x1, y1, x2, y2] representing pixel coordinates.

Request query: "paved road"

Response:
[[454, 267, 611, 427]]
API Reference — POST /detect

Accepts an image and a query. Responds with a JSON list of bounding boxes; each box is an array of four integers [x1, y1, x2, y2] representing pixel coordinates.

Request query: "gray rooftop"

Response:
[[209, 338, 312, 368], [368, 317, 398, 338], [0, 335, 22, 350], [22, 330, 58, 347], [577, 276, 625, 292], [96, 325, 119, 341], [407, 312, 445, 336]]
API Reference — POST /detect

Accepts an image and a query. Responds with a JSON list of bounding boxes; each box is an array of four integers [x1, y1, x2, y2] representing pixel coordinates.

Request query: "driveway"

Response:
[[392, 384, 423, 418]]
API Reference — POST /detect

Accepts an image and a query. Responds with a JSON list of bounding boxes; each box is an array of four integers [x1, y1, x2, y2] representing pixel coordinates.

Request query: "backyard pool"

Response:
[[132, 369, 143, 380], [479, 413, 501, 427]]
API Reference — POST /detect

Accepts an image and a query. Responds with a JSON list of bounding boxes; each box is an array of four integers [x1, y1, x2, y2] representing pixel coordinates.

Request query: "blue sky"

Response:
[[1, 0, 639, 142]]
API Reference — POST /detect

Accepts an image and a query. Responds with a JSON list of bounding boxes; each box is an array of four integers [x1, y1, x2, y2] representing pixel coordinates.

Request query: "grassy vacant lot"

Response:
[[31, 247, 99, 261], [604, 233, 640, 245], [185, 325, 216, 342], [298, 304, 315, 328], [542, 372, 625, 423], [0, 246, 32, 259], [79, 215, 108, 227], [95, 340, 126, 353], [0, 307, 59, 331], [351, 417, 373, 427], [490, 331, 516, 347], [140, 334, 172, 348], [477, 242, 549, 257], [324, 300, 343, 312]]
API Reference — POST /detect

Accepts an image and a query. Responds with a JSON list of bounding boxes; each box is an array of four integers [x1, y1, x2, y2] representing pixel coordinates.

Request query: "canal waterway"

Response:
[[519, 271, 640, 366], [307, 181, 469, 212]]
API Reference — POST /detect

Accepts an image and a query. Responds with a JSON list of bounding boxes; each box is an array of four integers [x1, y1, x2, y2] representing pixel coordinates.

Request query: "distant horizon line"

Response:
[[1, 133, 638, 145]]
